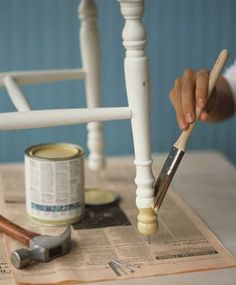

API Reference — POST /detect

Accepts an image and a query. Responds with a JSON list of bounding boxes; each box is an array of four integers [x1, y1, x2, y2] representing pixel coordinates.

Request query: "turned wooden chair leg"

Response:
[[118, 0, 158, 235], [79, 0, 106, 172]]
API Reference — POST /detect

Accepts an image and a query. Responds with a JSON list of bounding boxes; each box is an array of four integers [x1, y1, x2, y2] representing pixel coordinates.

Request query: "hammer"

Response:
[[0, 214, 71, 269]]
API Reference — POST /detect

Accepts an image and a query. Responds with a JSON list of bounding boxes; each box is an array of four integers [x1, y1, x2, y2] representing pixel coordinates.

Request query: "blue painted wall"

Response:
[[0, 0, 236, 164]]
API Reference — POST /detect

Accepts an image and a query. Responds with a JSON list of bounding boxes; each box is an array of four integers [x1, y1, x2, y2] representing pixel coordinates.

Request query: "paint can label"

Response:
[[25, 143, 84, 225]]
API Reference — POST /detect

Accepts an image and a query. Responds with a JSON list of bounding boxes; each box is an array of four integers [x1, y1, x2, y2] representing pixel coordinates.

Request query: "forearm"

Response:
[[206, 76, 235, 122]]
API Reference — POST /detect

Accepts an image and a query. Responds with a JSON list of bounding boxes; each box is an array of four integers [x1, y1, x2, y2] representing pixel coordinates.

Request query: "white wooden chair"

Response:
[[0, 0, 157, 235]]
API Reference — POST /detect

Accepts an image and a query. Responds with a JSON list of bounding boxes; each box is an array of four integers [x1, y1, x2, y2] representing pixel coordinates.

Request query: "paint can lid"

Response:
[[85, 188, 119, 206], [25, 143, 83, 161]]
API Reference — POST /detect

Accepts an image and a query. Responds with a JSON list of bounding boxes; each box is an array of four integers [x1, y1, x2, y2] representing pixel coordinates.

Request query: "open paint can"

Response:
[[25, 143, 84, 226]]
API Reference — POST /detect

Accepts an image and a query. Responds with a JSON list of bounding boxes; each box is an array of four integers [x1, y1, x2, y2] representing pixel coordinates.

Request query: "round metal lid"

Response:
[[85, 188, 119, 206]]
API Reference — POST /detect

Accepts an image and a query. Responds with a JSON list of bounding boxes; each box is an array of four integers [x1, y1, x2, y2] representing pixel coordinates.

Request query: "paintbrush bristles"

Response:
[[153, 175, 172, 212]]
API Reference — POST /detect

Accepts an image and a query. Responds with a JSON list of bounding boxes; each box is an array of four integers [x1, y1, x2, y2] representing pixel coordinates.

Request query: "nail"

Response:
[[185, 112, 193, 123], [198, 98, 205, 108], [200, 111, 208, 121], [180, 119, 187, 129]]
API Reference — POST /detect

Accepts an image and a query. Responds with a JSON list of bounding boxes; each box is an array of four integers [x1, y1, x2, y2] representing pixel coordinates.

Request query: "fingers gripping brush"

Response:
[[153, 49, 229, 213]]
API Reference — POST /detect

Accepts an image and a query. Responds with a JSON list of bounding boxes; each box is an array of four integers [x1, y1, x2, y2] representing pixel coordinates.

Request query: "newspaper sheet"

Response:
[[0, 189, 15, 285], [0, 233, 13, 285], [0, 160, 236, 284]]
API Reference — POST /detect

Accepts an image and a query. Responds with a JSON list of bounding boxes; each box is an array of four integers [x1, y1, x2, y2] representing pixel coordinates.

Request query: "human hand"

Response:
[[169, 69, 217, 129]]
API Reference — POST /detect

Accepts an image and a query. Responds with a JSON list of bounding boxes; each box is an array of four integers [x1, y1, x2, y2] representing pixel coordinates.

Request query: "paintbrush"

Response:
[[153, 49, 229, 213]]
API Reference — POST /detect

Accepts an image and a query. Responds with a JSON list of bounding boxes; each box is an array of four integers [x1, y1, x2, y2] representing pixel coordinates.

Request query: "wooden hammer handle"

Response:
[[0, 215, 40, 247], [174, 49, 229, 151]]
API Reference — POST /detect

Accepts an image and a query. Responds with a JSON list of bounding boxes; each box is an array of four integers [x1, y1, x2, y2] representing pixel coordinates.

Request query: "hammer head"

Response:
[[11, 225, 71, 269]]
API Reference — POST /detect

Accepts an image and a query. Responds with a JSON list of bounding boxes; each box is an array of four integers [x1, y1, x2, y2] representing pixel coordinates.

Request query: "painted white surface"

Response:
[[79, 0, 105, 171], [0, 107, 131, 130], [4, 76, 31, 111], [119, 0, 157, 234], [0, 69, 85, 86]]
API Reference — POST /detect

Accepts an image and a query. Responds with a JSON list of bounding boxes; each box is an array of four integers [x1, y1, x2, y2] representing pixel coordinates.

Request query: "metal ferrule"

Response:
[[153, 147, 185, 212], [166, 147, 185, 176]]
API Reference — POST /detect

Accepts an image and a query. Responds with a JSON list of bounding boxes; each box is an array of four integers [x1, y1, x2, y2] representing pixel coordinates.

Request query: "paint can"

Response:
[[25, 143, 84, 226]]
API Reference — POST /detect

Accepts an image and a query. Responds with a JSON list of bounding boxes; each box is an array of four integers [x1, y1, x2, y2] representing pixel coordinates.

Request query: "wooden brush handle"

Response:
[[0, 215, 40, 247], [174, 49, 229, 151]]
